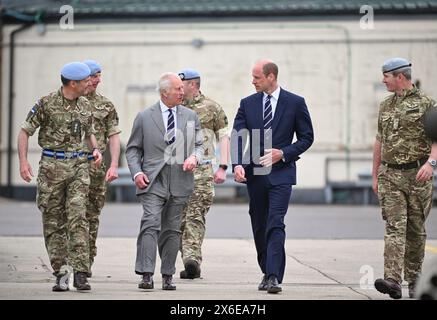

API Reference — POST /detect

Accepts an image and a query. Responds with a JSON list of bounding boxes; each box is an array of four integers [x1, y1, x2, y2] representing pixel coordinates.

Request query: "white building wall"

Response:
[[2, 18, 437, 188]]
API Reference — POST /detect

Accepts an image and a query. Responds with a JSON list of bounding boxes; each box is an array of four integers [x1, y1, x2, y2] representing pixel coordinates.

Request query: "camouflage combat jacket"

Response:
[[182, 93, 228, 161], [86, 91, 121, 152], [376, 86, 436, 164], [21, 88, 94, 152]]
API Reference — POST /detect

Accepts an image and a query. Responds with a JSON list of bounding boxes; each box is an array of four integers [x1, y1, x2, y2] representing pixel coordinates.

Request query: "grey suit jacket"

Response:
[[125, 102, 204, 196]]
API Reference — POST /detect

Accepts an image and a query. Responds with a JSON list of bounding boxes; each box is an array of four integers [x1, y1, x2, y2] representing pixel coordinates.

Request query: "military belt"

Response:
[[42, 149, 94, 161], [200, 159, 212, 166], [382, 157, 427, 170]]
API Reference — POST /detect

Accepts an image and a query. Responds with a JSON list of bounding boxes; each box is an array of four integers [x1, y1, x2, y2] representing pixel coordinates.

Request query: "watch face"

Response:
[[429, 160, 436, 166]]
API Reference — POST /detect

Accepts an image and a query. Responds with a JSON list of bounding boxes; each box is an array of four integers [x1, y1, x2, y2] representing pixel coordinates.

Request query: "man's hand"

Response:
[[416, 162, 434, 182], [19, 161, 33, 183], [105, 166, 118, 182], [135, 173, 149, 189], [372, 176, 378, 195], [183, 155, 197, 172], [260, 149, 283, 167], [214, 167, 226, 184], [234, 165, 246, 183], [92, 149, 103, 166]]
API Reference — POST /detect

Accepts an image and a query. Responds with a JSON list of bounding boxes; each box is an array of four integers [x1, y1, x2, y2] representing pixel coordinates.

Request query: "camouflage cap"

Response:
[[382, 58, 412, 73], [178, 68, 200, 81], [61, 62, 91, 80], [83, 60, 102, 75]]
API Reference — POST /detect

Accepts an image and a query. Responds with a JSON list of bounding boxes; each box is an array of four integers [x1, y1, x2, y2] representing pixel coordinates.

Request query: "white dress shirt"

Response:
[[134, 101, 178, 180], [159, 100, 178, 132]]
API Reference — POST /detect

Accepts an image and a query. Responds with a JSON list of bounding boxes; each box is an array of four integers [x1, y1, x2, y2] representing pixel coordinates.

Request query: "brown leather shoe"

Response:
[[138, 273, 154, 289], [162, 274, 176, 290], [374, 278, 402, 299]]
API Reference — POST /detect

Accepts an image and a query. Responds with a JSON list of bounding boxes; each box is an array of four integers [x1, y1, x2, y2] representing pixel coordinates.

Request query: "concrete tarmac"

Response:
[[1, 198, 437, 300]]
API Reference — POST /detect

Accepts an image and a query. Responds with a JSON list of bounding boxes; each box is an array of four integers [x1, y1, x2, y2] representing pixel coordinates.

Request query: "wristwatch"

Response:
[[428, 159, 437, 168], [219, 164, 228, 170]]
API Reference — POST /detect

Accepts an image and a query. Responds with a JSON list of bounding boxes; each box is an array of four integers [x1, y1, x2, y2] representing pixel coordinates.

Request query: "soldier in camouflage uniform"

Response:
[[178, 69, 229, 279], [83, 60, 121, 277], [17, 62, 102, 291], [372, 58, 437, 299]]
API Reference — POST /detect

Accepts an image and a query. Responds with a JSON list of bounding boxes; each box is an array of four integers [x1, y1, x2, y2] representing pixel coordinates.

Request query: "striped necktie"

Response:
[[263, 94, 272, 134], [166, 108, 175, 144]]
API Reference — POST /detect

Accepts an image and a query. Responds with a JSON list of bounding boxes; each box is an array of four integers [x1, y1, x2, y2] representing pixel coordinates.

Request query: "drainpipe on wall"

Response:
[[6, 23, 33, 197], [0, 5, 3, 185]]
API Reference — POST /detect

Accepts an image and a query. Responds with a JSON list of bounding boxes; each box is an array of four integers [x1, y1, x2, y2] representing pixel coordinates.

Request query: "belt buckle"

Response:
[[64, 151, 73, 159]]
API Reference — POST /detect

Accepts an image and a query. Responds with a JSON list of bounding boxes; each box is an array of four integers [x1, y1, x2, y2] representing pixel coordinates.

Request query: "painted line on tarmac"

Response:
[[425, 245, 437, 254]]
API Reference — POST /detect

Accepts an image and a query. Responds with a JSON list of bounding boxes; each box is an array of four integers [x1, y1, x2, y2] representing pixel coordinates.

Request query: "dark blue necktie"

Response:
[[263, 95, 272, 133], [166, 108, 175, 144]]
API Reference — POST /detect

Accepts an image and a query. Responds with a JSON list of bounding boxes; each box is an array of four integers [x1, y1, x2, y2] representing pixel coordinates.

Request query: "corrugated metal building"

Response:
[[1, 0, 437, 203]]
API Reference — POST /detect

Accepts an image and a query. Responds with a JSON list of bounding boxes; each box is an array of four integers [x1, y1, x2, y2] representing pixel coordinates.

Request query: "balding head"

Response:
[[252, 59, 279, 94], [254, 59, 278, 80]]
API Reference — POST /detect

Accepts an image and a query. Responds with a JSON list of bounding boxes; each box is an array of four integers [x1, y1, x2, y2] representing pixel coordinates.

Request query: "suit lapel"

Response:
[[176, 106, 187, 139], [271, 89, 285, 133], [151, 102, 166, 136], [255, 93, 264, 129]]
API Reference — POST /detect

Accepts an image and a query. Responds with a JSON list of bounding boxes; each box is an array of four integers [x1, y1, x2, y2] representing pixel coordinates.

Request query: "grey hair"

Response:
[[392, 67, 412, 80], [157, 72, 178, 93]]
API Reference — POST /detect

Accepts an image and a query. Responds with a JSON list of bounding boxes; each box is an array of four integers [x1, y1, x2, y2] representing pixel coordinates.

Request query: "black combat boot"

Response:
[[374, 278, 402, 299], [52, 271, 70, 292], [408, 281, 416, 298], [73, 271, 91, 290], [181, 260, 201, 279]]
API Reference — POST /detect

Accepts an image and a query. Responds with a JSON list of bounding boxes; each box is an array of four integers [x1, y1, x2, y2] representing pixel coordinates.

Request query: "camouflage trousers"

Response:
[[86, 162, 107, 271], [36, 156, 90, 275], [377, 164, 433, 284], [180, 164, 214, 265]]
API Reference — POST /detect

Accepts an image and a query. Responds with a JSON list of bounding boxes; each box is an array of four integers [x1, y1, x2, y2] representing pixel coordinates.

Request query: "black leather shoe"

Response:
[[73, 271, 91, 290], [258, 275, 268, 291], [266, 275, 282, 294], [408, 281, 416, 299], [86, 271, 92, 278], [138, 273, 154, 289], [374, 278, 402, 299], [162, 274, 176, 290], [52, 271, 70, 292], [184, 260, 201, 279]]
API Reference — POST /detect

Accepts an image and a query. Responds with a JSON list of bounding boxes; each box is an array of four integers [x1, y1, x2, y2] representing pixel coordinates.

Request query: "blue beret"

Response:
[[382, 58, 412, 73], [83, 60, 102, 75], [61, 62, 91, 80], [178, 68, 201, 81]]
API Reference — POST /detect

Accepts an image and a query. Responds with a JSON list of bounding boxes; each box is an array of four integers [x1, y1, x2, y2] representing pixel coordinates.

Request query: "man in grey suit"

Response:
[[126, 72, 203, 291]]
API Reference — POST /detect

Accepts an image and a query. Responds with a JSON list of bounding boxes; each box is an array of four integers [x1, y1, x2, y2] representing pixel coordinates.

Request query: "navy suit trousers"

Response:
[[246, 175, 292, 284]]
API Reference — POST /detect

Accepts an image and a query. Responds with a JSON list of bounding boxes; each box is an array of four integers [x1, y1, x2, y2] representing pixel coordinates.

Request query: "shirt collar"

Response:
[[160, 100, 177, 114], [264, 86, 281, 100]]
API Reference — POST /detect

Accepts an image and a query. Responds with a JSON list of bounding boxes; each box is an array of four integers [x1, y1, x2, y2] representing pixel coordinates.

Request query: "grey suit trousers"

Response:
[[135, 165, 189, 276]]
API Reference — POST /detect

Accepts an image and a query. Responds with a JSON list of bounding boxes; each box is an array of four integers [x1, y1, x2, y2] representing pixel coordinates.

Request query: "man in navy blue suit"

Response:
[[231, 59, 314, 294]]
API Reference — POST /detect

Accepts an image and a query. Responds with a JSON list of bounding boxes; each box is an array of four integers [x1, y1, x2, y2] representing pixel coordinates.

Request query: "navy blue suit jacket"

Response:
[[232, 88, 314, 185]]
